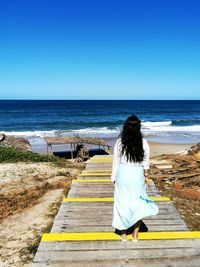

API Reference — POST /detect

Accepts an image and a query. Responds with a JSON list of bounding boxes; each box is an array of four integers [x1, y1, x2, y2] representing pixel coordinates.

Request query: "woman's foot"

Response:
[[131, 233, 138, 242], [120, 233, 127, 241], [132, 239, 138, 242]]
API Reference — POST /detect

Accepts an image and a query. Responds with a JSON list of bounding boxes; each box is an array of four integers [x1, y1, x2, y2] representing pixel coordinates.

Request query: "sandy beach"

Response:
[[148, 141, 192, 156], [102, 137, 194, 157]]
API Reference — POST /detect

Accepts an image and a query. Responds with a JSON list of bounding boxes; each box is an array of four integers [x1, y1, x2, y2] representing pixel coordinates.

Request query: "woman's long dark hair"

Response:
[[119, 114, 144, 163]]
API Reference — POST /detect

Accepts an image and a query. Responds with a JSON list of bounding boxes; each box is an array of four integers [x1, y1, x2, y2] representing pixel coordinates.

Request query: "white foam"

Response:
[[69, 127, 120, 135], [1, 122, 200, 143], [143, 125, 200, 132], [0, 130, 57, 138], [142, 121, 172, 128]]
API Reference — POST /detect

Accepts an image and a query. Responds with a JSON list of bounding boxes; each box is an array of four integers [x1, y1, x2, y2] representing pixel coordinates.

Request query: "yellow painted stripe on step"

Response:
[[63, 196, 170, 202], [73, 179, 112, 182], [88, 162, 113, 164], [82, 169, 112, 173], [92, 157, 113, 159], [91, 155, 113, 159], [73, 179, 153, 183], [41, 231, 200, 242], [79, 173, 111, 176], [89, 158, 113, 161], [90, 159, 112, 162]]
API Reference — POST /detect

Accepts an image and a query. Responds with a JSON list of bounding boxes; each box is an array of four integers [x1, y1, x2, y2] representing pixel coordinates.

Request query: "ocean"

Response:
[[0, 100, 200, 151]]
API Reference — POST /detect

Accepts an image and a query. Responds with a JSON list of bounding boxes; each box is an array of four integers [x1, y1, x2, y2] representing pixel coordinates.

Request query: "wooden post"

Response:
[[50, 144, 53, 155], [70, 143, 73, 159]]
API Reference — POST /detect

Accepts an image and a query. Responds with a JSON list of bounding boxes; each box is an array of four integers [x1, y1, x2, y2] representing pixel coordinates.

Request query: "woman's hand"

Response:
[[144, 169, 149, 188], [145, 175, 149, 188]]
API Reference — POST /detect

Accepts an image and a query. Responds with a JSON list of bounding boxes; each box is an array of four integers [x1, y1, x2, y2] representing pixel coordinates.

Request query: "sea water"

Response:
[[0, 100, 200, 151]]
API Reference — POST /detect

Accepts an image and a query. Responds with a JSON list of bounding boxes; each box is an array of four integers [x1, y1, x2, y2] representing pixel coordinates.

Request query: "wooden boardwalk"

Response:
[[32, 155, 200, 266]]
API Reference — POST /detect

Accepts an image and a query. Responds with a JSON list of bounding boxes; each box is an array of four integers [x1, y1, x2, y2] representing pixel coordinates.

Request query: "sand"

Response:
[[0, 161, 84, 267], [0, 189, 64, 267], [107, 139, 193, 157], [149, 141, 193, 156]]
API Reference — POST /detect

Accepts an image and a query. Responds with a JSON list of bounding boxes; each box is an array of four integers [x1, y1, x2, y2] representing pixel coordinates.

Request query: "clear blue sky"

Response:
[[0, 0, 200, 100]]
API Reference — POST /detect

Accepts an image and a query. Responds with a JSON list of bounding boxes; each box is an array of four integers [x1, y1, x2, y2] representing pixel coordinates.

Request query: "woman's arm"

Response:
[[143, 139, 150, 187], [111, 138, 121, 183]]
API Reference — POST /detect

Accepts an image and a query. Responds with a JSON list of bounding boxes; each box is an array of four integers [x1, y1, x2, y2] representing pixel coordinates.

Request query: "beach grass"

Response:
[[0, 146, 62, 163]]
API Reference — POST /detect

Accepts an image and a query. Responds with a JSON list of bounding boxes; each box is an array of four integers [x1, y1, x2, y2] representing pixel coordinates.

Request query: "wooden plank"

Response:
[[54, 212, 184, 220], [68, 191, 159, 196], [55, 214, 184, 221], [56, 212, 186, 220], [57, 206, 180, 214], [33, 247, 200, 262], [61, 201, 173, 207], [69, 186, 157, 191], [67, 190, 160, 195], [56, 203, 178, 211], [57, 206, 176, 212], [55, 203, 183, 212], [69, 184, 156, 189], [86, 164, 114, 169], [67, 188, 161, 194], [52, 219, 186, 225], [36, 238, 200, 250], [74, 179, 155, 184], [31, 257, 200, 267], [50, 225, 188, 232], [54, 214, 184, 221], [59, 202, 174, 207]]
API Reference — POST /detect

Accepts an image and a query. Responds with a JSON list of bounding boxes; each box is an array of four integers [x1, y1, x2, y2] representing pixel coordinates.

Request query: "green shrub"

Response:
[[0, 146, 63, 163]]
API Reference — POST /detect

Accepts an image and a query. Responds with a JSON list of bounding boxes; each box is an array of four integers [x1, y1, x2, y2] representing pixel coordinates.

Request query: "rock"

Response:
[[155, 164, 173, 169], [0, 134, 5, 142], [151, 159, 171, 165], [13, 255, 21, 263], [187, 143, 200, 157], [6, 240, 19, 248], [0, 134, 32, 151]]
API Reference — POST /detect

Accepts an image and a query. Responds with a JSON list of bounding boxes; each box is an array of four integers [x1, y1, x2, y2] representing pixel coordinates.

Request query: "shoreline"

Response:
[[31, 136, 195, 157]]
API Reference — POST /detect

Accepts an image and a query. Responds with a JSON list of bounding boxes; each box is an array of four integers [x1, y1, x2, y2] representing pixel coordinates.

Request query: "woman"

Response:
[[111, 115, 159, 241]]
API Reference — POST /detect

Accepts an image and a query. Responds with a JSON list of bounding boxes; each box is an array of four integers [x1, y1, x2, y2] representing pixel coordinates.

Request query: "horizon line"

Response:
[[0, 99, 200, 101]]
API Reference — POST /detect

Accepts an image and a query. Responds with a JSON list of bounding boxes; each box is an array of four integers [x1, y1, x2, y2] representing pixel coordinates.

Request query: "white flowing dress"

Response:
[[111, 138, 159, 230]]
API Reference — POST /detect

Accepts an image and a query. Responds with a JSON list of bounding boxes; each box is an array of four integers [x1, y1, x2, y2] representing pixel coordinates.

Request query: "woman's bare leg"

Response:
[[132, 220, 141, 240], [120, 229, 127, 241]]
